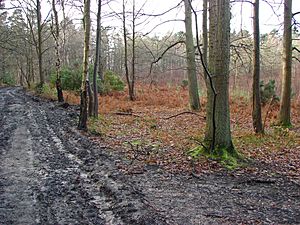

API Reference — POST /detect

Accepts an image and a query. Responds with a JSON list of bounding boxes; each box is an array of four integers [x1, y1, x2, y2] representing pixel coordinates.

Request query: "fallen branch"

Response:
[[162, 111, 205, 120], [113, 112, 141, 117], [241, 178, 276, 185]]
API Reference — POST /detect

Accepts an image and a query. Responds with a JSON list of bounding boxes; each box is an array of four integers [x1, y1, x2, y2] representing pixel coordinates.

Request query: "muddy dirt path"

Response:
[[0, 87, 299, 225]]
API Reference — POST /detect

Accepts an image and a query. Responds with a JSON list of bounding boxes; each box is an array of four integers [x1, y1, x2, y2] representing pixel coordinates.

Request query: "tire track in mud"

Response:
[[0, 87, 167, 225]]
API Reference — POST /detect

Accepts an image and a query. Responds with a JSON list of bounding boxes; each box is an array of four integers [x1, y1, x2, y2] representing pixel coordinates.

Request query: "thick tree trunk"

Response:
[[184, 0, 200, 111], [92, 0, 102, 118], [279, 0, 292, 126], [205, 0, 235, 154], [252, 0, 263, 133], [78, 0, 91, 130], [52, 0, 64, 102]]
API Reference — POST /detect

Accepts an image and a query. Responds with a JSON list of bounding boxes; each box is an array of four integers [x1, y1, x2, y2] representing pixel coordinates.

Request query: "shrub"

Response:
[[99, 70, 125, 95], [50, 67, 82, 91], [0, 73, 16, 86], [50, 67, 124, 95], [260, 79, 279, 105], [181, 79, 189, 89]]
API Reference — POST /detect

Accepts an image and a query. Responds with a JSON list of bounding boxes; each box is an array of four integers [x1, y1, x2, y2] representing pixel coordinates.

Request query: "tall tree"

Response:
[[78, 0, 91, 130], [252, 0, 263, 133], [92, 0, 102, 118], [51, 0, 64, 102], [279, 0, 293, 126], [122, 0, 133, 100], [131, 0, 136, 101], [36, 0, 44, 88], [184, 0, 200, 111], [205, 0, 236, 154], [202, 0, 208, 79]]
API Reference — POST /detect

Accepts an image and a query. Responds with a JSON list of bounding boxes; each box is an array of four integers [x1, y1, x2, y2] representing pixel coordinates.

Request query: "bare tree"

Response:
[[184, 0, 200, 110], [202, 0, 208, 79], [51, 0, 64, 102], [122, 0, 134, 100], [78, 0, 91, 130], [92, 0, 102, 118], [36, 0, 44, 88], [279, 0, 293, 126], [205, 0, 236, 154], [252, 0, 263, 133]]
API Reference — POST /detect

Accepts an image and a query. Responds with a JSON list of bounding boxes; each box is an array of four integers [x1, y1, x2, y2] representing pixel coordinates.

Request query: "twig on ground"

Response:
[[162, 111, 205, 120], [113, 112, 141, 117]]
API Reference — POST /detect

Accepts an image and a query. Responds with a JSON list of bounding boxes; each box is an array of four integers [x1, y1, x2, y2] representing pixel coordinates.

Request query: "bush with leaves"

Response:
[[181, 79, 189, 89], [50, 67, 82, 91], [0, 73, 16, 86], [260, 79, 279, 105], [99, 70, 125, 95], [50, 67, 124, 95]]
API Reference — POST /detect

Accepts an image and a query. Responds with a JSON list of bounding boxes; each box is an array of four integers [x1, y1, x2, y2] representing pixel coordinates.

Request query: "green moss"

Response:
[[188, 145, 242, 170]]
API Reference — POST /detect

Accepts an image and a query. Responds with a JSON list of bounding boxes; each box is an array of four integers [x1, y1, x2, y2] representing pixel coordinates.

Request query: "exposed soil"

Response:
[[0, 87, 299, 224]]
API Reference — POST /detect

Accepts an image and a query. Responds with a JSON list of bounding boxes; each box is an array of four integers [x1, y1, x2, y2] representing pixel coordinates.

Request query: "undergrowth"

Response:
[[88, 116, 110, 137], [188, 145, 243, 170]]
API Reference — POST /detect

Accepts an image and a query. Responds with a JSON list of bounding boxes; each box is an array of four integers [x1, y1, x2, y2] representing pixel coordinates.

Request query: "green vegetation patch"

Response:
[[88, 116, 111, 137], [188, 145, 243, 170]]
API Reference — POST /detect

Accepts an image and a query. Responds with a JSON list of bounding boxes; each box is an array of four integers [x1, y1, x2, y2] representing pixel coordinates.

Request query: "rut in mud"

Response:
[[0, 87, 299, 225]]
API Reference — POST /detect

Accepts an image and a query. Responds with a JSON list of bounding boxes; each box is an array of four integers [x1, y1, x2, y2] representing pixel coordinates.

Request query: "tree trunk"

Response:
[[202, 0, 208, 80], [130, 0, 136, 101], [87, 79, 94, 117], [92, 0, 102, 118], [122, 0, 134, 101], [205, 0, 235, 154], [52, 0, 64, 102], [36, 0, 44, 88], [252, 0, 263, 133], [184, 0, 200, 111], [61, 0, 67, 67], [78, 0, 91, 130], [279, 0, 292, 126]]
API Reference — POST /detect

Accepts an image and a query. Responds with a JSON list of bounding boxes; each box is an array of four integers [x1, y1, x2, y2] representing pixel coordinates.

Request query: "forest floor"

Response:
[[63, 85, 300, 180], [0, 86, 299, 224]]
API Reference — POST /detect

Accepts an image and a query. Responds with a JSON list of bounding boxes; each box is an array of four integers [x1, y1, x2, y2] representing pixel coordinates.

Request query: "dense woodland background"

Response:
[[0, 0, 299, 172], [1, 0, 299, 94]]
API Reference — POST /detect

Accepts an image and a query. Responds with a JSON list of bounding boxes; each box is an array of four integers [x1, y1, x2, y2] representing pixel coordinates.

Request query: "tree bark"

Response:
[[205, 0, 235, 154], [52, 0, 64, 102], [61, 0, 68, 67], [184, 0, 200, 111], [36, 0, 44, 88], [78, 0, 91, 130], [252, 0, 263, 133], [279, 0, 292, 126], [130, 0, 136, 101], [92, 0, 102, 118], [87, 79, 94, 117], [122, 0, 134, 101], [202, 0, 208, 80]]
